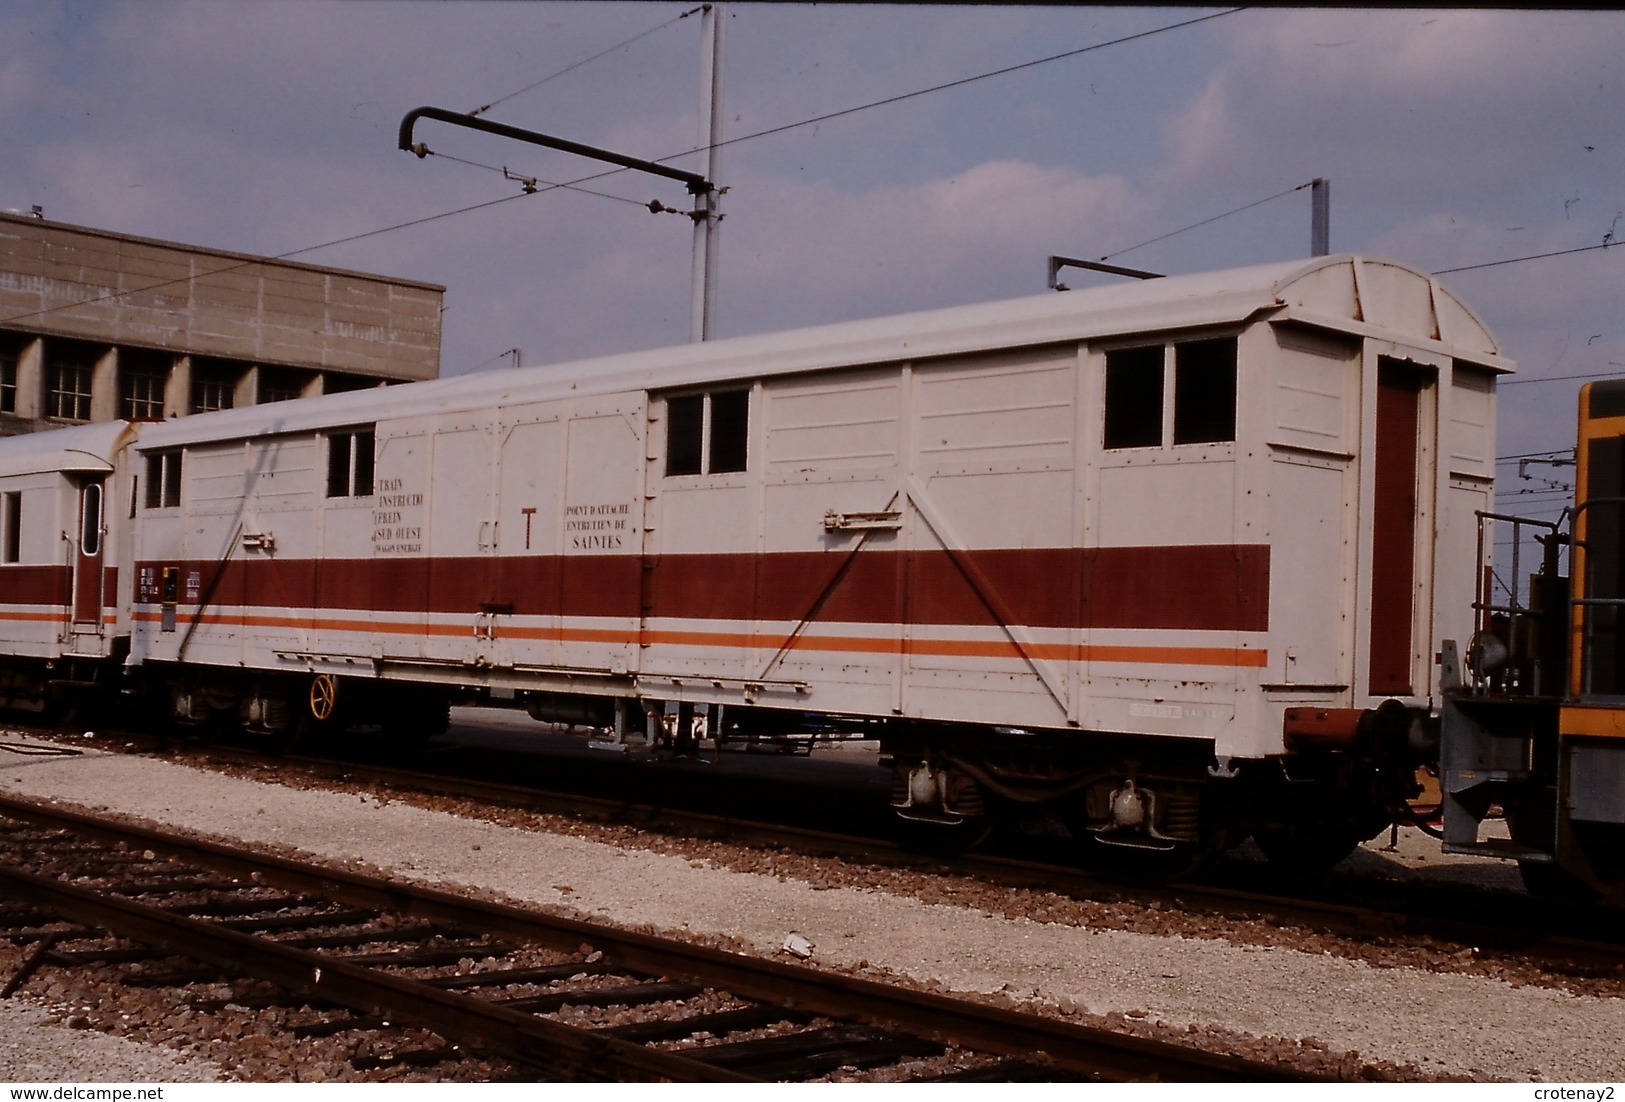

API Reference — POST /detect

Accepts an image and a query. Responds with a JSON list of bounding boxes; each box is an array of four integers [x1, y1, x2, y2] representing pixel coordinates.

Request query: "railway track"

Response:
[[0, 793, 1317, 1083], [246, 735, 1625, 979], [13, 722, 1625, 984]]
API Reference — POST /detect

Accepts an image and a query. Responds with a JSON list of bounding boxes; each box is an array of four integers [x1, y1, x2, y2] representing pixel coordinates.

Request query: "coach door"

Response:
[[71, 479, 106, 633]]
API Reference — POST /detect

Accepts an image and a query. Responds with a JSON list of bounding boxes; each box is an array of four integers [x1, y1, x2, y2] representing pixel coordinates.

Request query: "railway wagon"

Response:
[[0, 420, 137, 710], [0, 253, 1511, 873]]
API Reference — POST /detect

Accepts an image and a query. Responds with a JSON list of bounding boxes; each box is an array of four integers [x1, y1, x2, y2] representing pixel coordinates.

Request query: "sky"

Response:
[[3, 2, 1623, 523]]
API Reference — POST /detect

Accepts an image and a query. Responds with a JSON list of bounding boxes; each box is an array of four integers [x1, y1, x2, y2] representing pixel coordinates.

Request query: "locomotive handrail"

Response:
[[1469, 510, 1565, 693], [1471, 510, 1561, 619]]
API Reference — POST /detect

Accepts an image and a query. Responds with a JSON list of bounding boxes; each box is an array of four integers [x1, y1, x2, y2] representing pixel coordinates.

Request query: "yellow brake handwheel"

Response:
[[309, 674, 338, 722]]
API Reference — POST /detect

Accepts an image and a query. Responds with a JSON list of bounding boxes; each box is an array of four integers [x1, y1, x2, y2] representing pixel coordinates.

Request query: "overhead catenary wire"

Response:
[[422, 7, 1247, 192], [467, 6, 704, 119], [1500, 367, 1625, 389], [648, 8, 1248, 166], [420, 150, 668, 210], [1437, 239, 1618, 275], [1099, 182, 1317, 262]]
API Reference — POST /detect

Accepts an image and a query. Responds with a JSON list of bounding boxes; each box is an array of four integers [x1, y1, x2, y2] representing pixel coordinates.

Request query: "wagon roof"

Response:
[[0, 419, 136, 477], [132, 253, 1509, 450]]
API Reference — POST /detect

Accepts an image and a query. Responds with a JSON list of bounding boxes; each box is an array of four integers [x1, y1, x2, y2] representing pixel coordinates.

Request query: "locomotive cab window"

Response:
[[665, 388, 750, 476], [143, 451, 183, 509], [1104, 337, 1237, 450], [327, 427, 376, 498]]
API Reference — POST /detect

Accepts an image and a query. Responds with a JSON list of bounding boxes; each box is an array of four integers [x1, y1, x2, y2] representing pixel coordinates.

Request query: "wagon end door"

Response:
[[1365, 354, 1440, 700], [70, 478, 107, 636]]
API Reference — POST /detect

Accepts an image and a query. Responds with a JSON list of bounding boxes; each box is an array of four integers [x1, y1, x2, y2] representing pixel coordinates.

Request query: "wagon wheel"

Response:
[[308, 674, 339, 723]]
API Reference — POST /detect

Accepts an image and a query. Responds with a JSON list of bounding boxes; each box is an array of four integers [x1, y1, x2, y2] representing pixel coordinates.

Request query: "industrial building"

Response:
[[0, 210, 443, 436]]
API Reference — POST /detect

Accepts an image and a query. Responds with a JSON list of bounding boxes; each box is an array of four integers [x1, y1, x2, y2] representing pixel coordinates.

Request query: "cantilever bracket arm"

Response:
[[398, 105, 713, 195], [1047, 255, 1162, 291]]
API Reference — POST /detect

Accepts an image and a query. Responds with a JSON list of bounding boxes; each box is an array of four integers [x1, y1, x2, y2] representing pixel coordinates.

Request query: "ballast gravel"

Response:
[[2, 729, 1622, 1083]]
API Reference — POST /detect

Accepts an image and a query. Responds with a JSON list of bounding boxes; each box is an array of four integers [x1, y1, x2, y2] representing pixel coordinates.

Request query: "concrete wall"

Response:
[[0, 211, 445, 435], [0, 212, 443, 379]]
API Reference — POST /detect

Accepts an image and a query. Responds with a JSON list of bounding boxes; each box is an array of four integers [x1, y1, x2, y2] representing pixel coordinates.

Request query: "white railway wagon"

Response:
[[57, 253, 1509, 869], [0, 420, 137, 709]]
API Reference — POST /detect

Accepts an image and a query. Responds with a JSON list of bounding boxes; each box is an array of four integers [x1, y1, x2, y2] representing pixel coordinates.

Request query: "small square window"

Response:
[[1103, 346, 1164, 450], [144, 451, 183, 509], [327, 428, 376, 498], [49, 360, 93, 422], [708, 390, 750, 474], [665, 389, 750, 477], [122, 368, 166, 421], [1173, 338, 1237, 445], [666, 394, 704, 477]]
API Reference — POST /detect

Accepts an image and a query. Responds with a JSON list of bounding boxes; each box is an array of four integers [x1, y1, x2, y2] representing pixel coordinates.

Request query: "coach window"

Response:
[[2, 492, 20, 563], [665, 389, 750, 476], [144, 451, 183, 509], [327, 427, 376, 498]]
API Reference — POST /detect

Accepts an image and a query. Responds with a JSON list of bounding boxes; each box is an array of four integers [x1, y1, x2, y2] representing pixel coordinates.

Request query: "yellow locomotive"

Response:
[[1443, 380, 1625, 898]]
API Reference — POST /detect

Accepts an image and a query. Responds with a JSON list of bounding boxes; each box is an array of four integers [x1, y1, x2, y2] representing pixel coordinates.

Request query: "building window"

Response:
[[49, 359, 93, 421], [1103, 337, 1237, 450], [122, 368, 166, 421], [194, 376, 234, 413], [326, 428, 375, 498], [144, 451, 183, 509], [2, 492, 20, 563], [0, 346, 17, 415], [665, 388, 750, 477], [259, 370, 308, 405]]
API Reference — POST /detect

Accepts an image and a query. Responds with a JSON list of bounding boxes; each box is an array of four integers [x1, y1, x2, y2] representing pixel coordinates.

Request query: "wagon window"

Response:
[[708, 389, 750, 473], [666, 394, 704, 476], [326, 428, 376, 498], [665, 389, 750, 477], [2, 492, 20, 563], [144, 451, 183, 509], [1173, 337, 1237, 444], [1104, 345, 1164, 450]]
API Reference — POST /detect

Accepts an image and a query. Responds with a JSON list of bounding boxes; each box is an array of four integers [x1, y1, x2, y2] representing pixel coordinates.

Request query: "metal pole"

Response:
[[1311, 178, 1330, 256], [691, 3, 724, 342]]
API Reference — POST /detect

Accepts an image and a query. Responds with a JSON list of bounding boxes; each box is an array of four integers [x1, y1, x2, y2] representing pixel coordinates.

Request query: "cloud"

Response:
[[717, 158, 1148, 334]]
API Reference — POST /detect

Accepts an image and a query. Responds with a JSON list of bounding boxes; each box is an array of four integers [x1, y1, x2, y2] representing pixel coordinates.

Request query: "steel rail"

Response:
[[254, 746, 1625, 974], [0, 861, 742, 1082], [38, 730, 1625, 974], [0, 792, 1316, 1082]]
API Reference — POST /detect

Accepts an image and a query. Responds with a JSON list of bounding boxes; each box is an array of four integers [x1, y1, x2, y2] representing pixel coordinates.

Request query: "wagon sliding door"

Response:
[[425, 424, 497, 667]]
